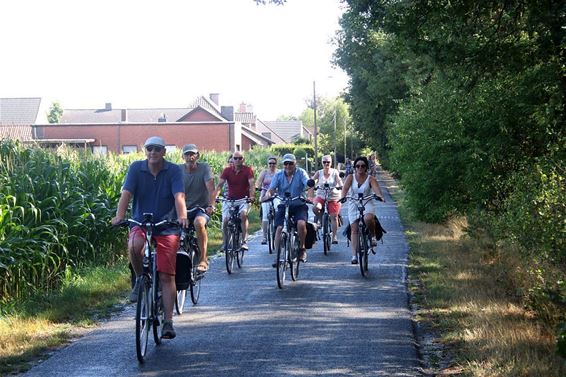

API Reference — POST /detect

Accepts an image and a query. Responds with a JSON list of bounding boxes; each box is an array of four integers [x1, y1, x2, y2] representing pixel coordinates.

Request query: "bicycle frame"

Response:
[[314, 183, 341, 255], [216, 196, 249, 274], [119, 213, 175, 363]]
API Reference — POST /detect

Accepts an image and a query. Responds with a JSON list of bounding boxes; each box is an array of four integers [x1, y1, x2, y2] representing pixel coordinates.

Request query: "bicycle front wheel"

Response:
[[289, 231, 300, 281], [190, 246, 201, 304], [322, 213, 331, 255], [225, 231, 235, 274], [358, 228, 369, 277], [135, 276, 150, 363], [276, 232, 288, 289]]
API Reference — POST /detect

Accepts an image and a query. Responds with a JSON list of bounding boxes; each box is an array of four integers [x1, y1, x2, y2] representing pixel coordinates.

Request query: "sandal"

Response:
[[196, 260, 209, 272]]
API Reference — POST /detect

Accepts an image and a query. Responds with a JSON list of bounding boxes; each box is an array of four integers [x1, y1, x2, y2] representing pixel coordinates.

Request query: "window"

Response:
[[122, 145, 137, 154], [92, 145, 108, 155], [165, 145, 177, 154]]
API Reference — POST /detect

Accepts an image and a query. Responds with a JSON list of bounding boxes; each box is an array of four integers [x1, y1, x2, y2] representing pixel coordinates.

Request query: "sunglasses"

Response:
[[233, 157, 243, 160], [146, 146, 163, 152], [355, 164, 366, 169], [322, 161, 331, 164], [283, 161, 295, 166], [268, 162, 276, 165]]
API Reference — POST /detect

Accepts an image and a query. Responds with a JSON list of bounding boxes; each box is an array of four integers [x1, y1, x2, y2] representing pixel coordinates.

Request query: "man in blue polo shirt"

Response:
[[112, 136, 188, 340], [261, 153, 313, 264]]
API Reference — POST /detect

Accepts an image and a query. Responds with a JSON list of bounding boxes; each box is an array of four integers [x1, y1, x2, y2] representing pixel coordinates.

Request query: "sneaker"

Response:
[[298, 249, 307, 263], [161, 320, 176, 339], [129, 277, 141, 303], [241, 241, 249, 250], [261, 239, 267, 245], [351, 256, 358, 264]]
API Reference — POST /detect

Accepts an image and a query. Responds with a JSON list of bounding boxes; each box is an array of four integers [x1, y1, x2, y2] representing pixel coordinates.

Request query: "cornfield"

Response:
[[0, 140, 128, 303], [0, 141, 304, 304]]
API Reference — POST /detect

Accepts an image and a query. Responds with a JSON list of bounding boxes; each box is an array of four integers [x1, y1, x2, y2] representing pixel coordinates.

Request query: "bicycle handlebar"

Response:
[[116, 218, 178, 229], [340, 194, 384, 204]]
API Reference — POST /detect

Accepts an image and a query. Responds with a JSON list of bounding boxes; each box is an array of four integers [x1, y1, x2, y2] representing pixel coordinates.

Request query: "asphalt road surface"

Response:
[[23, 169, 421, 377]]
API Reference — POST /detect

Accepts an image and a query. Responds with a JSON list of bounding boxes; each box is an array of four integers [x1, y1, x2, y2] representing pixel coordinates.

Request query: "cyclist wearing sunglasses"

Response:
[[339, 156, 385, 264], [111, 136, 188, 339], [261, 153, 313, 263], [311, 155, 344, 244], [214, 151, 255, 251]]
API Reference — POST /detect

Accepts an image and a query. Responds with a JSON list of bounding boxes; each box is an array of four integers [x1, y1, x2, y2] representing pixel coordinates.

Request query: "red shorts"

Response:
[[313, 197, 342, 215], [129, 227, 180, 275]]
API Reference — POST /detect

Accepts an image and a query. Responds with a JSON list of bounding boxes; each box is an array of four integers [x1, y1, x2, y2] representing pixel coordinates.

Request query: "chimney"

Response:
[[239, 102, 247, 113], [105, 102, 112, 111], [209, 93, 220, 105], [121, 109, 128, 122], [221, 106, 234, 121]]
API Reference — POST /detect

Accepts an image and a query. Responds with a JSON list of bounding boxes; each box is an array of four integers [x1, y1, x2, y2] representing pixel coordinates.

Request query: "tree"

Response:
[[47, 102, 63, 124]]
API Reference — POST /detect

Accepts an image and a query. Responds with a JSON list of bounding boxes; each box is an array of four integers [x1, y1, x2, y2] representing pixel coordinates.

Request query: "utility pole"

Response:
[[333, 107, 337, 162], [313, 80, 318, 170]]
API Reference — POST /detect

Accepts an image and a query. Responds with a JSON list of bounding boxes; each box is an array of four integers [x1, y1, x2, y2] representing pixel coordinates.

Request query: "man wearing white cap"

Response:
[[261, 153, 313, 263], [180, 144, 216, 272], [112, 136, 188, 340]]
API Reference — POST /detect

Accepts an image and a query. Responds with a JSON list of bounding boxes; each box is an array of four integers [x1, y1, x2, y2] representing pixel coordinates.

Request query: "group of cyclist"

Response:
[[111, 135, 385, 341]]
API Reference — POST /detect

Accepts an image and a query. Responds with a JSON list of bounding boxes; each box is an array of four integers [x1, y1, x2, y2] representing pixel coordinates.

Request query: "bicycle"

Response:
[[313, 183, 342, 255], [341, 193, 383, 277], [264, 193, 309, 289], [175, 207, 206, 315], [215, 196, 250, 274], [117, 213, 177, 363], [256, 187, 277, 254]]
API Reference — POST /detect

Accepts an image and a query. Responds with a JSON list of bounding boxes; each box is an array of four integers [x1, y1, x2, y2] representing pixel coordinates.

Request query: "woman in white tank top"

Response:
[[311, 155, 344, 244], [339, 156, 385, 264], [255, 156, 280, 244]]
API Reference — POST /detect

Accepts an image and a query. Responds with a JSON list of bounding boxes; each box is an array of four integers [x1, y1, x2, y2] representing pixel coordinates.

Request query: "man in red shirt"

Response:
[[215, 151, 255, 250]]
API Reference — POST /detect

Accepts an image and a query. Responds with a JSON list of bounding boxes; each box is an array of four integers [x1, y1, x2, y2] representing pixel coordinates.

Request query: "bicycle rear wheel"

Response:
[[225, 231, 235, 274], [358, 229, 369, 277], [322, 213, 331, 255], [175, 289, 187, 315], [135, 276, 150, 363], [190, 246, 201, 304], [289, 231, 300, 281], [276, 232, 288, 289]]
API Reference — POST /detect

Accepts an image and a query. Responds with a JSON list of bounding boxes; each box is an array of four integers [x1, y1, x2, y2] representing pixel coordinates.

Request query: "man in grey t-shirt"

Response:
[[180, 144, 216, 272]]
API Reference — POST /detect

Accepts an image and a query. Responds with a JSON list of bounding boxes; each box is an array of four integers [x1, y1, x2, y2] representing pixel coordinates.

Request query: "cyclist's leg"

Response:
[[328, 200, 342, 242], [193, 212, 209, 266], [261, 201, 269, 243], [239, 203, 250, 244], [128, 227, 146, 276], [155, 234, 180, 323], [312, 197, 324, 222], [292, 204, 309, 261], [350, 220, 360, 259]]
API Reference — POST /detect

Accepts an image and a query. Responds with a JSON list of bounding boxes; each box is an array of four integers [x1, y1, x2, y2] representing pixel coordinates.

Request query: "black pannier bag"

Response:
[[175, 250, 191, 291], [305, 221, 318, 249]]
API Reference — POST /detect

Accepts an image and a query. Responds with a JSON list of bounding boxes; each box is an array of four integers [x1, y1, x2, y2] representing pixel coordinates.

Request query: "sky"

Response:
[[0, 0, 349, 121]]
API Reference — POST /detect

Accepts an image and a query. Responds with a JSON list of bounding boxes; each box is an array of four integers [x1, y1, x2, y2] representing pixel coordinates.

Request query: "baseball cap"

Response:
[[144, 136, 166, 148], [182, 144, 198, 154], [282, 153, 296, 163]]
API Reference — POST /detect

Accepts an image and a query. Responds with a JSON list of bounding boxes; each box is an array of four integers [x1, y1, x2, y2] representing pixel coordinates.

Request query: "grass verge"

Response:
[[382, 171, 565, 376]]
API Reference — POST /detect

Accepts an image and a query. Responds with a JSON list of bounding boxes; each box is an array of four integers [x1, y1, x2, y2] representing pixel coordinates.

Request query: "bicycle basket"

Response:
[[175, 250, 191, 290]]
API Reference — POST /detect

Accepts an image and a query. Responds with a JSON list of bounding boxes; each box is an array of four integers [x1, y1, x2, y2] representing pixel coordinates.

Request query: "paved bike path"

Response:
[[22, 167, 421, 377]]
